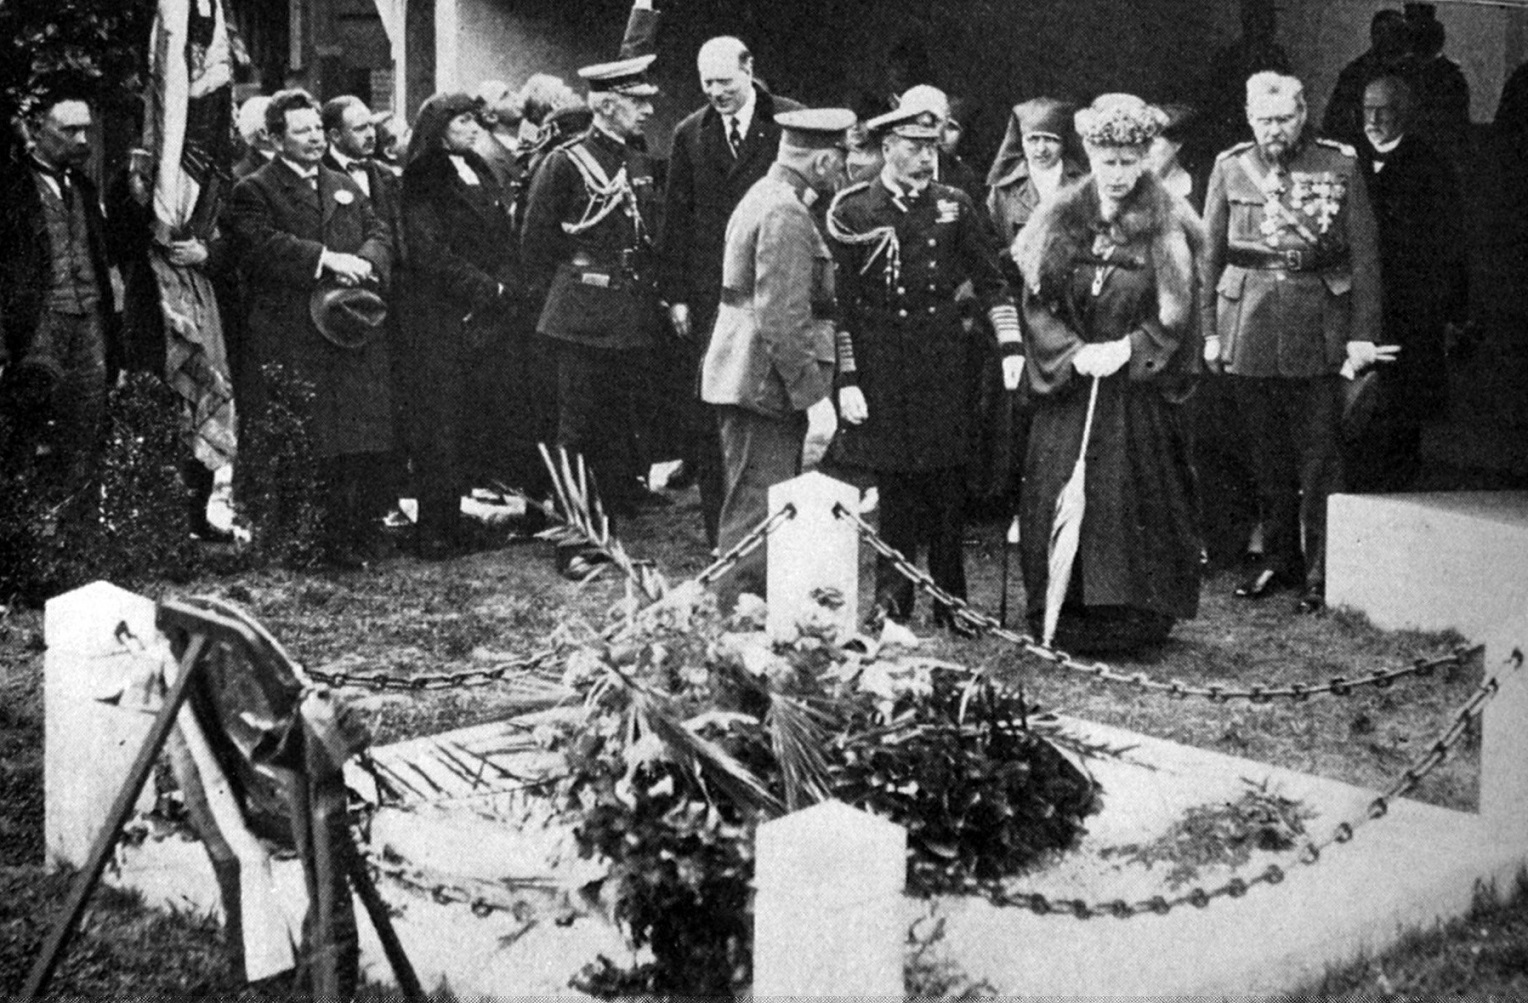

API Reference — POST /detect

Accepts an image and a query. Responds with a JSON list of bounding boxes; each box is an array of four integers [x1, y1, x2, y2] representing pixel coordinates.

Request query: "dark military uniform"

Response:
[[520, 126, 660, 510], [827, 175, 1016, 619], [1201, 135, 1381, 595]]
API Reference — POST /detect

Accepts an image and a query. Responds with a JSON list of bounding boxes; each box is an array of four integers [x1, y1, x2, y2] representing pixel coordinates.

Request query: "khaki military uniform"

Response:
[[1200, 136, 1381, 592]]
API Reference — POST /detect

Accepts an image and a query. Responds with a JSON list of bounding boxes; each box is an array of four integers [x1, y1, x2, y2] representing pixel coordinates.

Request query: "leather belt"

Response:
[[1226, 247, 1345, 272]]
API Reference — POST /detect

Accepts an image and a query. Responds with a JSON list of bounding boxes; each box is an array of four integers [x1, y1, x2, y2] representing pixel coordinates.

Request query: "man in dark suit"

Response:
[[229, 89, 394, 567], [321, 93, 408, 524], [471, 80, 525, 197], [0, 86, 119, 501], [659, 36, 802, 548], [1349, 74, 1467, 492]]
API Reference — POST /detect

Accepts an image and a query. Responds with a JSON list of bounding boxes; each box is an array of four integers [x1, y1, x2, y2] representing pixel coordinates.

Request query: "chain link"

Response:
[[365, 855, 552, 919], [834, 504, 1480, 704], [301, 505, 795, 693], [694, 503, 796, 589], [978, 656, 1504, 919], [305, 647, 563, 692]]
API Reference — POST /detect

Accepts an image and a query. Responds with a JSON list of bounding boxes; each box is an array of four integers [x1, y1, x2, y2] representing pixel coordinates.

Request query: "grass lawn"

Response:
[[2, 484, 1526, 999]]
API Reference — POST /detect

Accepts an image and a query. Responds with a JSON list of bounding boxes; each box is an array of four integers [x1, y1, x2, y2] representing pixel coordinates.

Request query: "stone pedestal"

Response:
[[1481, 609, 1528, 848], [766, 472, 860, 643], [753, 799, 906, 998], [44, 581, 162, 868], [1327, 492, 1528, 638]]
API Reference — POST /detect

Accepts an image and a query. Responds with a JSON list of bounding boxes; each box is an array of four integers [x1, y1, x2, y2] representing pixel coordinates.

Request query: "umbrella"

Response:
[[1042, 376, 1102, 647]]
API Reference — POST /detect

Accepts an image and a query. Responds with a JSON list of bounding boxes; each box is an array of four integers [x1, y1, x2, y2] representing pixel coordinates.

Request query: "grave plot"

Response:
[[23, 474, 1528, 1000]]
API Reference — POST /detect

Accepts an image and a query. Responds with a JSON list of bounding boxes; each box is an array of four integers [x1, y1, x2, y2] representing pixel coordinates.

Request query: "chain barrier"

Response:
[[978, 653, 1507, 919], [301, 505, 796, 693], [833, 503, 1480, 703], [304, 647, 564, 692], [365, 854, 554, 919]]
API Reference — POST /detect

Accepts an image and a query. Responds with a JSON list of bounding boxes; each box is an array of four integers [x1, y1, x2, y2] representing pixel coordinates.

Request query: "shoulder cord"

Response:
[[826, 182, 900, 288], [560, 143, 644, 239]]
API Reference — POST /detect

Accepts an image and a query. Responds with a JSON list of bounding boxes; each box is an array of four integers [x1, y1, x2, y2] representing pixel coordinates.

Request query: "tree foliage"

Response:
[[0, 0, 155, 127]]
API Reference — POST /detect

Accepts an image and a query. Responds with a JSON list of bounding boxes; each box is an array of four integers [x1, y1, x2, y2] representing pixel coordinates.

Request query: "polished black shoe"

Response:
[[1233, 568, 1292, 600], [933, 605, 979, 639], [189, 518, 235, 544], [665, 461, 697, 490], [1295, 587, 1326, 614]]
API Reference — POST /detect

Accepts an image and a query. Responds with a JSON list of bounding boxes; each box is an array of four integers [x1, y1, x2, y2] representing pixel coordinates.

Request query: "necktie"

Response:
[[727, 117, 742, 157]]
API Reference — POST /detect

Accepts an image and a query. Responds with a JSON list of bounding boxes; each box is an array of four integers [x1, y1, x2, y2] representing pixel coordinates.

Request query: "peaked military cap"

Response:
[[776, 108, 857, 150], [865, 103, 941, 140], [578, 53, 659, 96]]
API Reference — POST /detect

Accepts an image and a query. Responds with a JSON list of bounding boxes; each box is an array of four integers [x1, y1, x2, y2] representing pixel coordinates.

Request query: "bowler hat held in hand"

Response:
[[309, 286, 387, 350]]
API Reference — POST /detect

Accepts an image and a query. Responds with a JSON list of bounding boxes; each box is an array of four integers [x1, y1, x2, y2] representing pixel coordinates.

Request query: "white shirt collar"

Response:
[[1369, 133, 1403, 156], [727, 85, 758, 139], [329, 148, 360, 171], [280, 156, 319, 179]]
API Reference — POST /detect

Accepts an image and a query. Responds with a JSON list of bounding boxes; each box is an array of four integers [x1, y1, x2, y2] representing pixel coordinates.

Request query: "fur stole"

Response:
[[1012, 171, 1205, 332]]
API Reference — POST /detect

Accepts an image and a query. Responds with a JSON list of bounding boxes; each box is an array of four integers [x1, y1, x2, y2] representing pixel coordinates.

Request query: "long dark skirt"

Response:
[[1020, 373, 1200, 647]]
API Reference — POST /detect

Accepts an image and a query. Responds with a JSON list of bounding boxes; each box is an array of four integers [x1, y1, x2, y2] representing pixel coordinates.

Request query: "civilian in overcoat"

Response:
[[228, 90, 393, 563], [400, 92, 522, 556]]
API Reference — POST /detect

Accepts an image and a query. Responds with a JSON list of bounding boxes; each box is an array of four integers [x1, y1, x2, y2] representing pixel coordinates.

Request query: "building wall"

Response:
[[443, 0, 1527, 160]]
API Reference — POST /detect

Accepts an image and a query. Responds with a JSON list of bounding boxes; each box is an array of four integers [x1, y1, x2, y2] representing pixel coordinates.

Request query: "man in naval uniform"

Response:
[[1201, 71, 1390, 612], [700, 108, 855, 611], [521, 51, 662, 574], [826, 103, 1023, 634]]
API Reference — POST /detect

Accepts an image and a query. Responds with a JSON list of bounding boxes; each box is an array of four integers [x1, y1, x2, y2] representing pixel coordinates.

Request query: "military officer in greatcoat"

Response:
[[700, 108, 855, 612], [521, 52, 663, 575], [1201, 71, 1391, 612], [826, 103, 1023, 634]]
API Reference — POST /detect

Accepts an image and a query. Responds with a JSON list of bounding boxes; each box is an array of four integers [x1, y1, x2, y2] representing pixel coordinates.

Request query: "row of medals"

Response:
[[1260, 173, 1346, 245]]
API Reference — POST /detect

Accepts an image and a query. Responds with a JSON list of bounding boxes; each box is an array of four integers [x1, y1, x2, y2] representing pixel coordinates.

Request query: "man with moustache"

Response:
[[521, 52, 663, 575], [1201, 71, 1387, 612], [1347, 74, 1466, 492], [0, 85, 119, 497], [700, 108, 854, 610], [229, 88, 394, 567], [659, 35, 802, 548], [826, 104, 1022, 634]]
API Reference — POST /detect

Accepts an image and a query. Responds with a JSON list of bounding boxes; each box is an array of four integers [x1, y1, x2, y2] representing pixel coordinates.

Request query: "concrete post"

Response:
[[1480, 607, 1528, 850], [44, 581, 162, 868], [753, 799, 906, 998], [766, 472, 860, 643]]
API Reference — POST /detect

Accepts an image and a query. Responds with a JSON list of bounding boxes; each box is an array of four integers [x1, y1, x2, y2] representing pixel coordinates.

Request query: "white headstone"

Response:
[[753, 799, 906, 998], [765, 472, 860, 643], [44, 581, 162, 868], [1481, 609, 1528, 849], [1327, 492, 1528, 638]]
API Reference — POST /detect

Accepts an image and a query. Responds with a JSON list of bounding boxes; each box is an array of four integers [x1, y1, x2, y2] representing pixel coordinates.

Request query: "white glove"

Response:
[[1202, 335, 1223, 374], [1001, 355, 1024, 391], [668, 302, 692, 340], [1346, 340, 1400, 371], [838, 385, 869, 425], [1074, 338, 1130, 378]]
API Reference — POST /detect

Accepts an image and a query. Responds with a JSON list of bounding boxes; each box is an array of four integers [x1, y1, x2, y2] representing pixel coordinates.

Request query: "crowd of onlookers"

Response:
[[0, 0, 1519, 648]]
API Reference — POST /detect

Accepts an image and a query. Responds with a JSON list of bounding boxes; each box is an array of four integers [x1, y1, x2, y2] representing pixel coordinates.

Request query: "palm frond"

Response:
[[765, 694, 835, 812], [630, 687, 783, 816], [494, 444, 669, 601]]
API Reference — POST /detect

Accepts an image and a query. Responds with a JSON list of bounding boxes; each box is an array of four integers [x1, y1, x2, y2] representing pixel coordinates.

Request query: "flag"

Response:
[[143, 0, 237, 470], [1042, 376, 1101, 647]]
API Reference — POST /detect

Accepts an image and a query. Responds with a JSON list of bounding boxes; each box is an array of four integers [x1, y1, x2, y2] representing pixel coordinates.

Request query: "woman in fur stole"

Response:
[[1011, 94, 1205, 652]]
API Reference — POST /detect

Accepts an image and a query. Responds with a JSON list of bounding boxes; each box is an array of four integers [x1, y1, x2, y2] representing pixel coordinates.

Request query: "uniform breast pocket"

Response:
[[1229, 198, 1264, 243]]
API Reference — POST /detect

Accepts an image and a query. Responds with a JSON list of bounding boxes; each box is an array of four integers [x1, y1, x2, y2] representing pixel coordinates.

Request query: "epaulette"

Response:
[[1315, 137, 1357, 158], [1215, 140, 1254, 162]]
